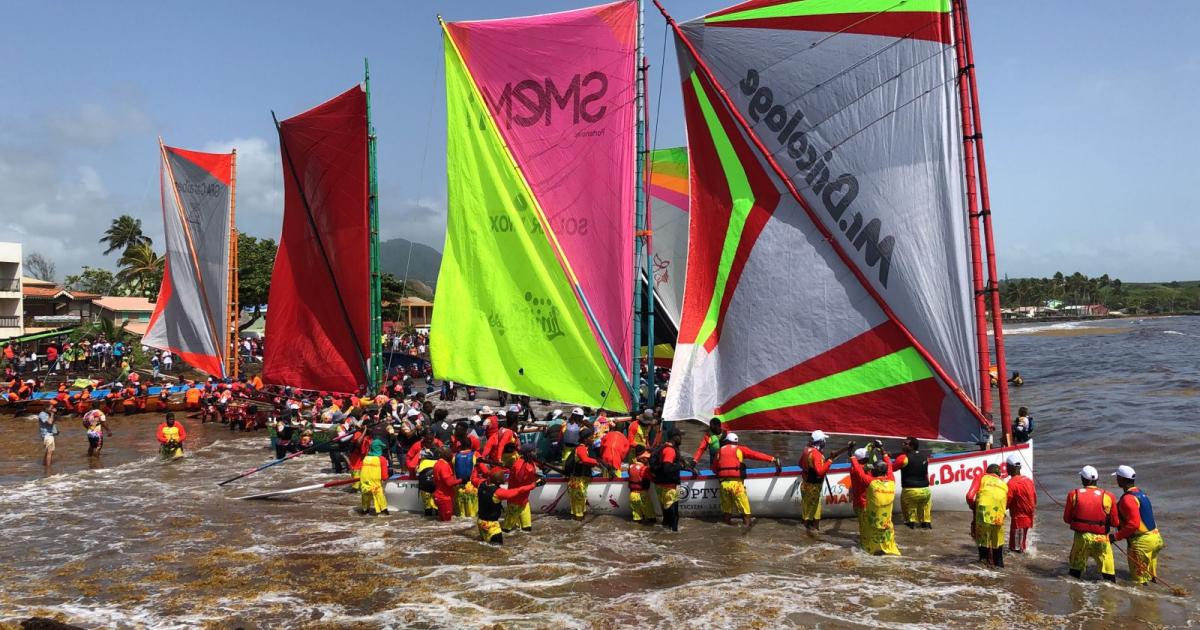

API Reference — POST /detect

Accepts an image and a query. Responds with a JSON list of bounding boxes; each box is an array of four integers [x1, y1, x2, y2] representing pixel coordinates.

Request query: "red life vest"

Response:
[[715, 444, 745, 479], [1068, 487, 1112, 535]]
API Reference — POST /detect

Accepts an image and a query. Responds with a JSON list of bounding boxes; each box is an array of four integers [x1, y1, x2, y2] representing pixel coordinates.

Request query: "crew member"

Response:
[[691, 417, 727, 470], [967, 463, 1008, 566], [156, 413, 187, 459], [184, 383, 202, 411], [431, 446, 461, 522], [893, 437, 933, 530], [565, 427, 600, 520], [501, 443, 541, 533], [714, 433, 779, 528], [650, 428, 687, 532], [1111, 465, 1165, 585], [359, 441, 390, 515], [452, 439, 479, 518], [628, 445, 655, 525], [1005, 454, 1036, 553], [476, 468, 542, 545], [482, 413, 518, 462], [1063, 465, 1117, 581], [81, 409, 112, 457], [598, 420, 630, 474], [862, 459, 900, 555], [628, 409, 662, 450], [1013, 407, 1033, 444], [798, 430, 848, 532]]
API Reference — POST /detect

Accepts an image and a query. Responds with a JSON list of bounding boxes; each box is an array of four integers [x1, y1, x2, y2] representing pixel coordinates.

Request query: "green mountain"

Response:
[[379, 237, 441, 286]]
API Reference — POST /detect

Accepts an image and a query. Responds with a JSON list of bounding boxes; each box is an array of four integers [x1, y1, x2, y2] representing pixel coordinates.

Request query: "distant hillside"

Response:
[[379, 238, 441, 285]]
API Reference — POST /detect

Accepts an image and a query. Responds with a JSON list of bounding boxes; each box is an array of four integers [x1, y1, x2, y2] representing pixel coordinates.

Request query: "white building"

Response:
[[0, 242, 22, 339]]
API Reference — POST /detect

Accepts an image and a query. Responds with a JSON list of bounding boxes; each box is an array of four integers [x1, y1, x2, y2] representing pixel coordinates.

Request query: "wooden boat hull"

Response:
[[382, 441, 1033, 519]]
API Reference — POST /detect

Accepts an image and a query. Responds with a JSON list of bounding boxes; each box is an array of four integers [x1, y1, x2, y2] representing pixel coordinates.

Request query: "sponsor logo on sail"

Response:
[[482, 71, 609, 129]]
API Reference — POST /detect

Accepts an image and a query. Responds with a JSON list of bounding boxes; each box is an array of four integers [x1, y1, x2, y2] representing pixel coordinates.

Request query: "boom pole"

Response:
[[957, 0, 1013, 445], [366, 58, 383, 395]]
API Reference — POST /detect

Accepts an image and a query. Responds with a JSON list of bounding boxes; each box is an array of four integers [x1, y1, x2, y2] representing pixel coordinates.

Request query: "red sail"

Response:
[[263, 85, 370, 393]]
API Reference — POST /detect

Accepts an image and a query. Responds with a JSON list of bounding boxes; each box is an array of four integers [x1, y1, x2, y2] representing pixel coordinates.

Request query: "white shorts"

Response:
[[43, 435, 56, 452]]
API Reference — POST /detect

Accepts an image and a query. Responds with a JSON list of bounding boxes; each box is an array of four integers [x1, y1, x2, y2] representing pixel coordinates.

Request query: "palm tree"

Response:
[[116, 243, 165, 298], [100, 215, 152, 256]]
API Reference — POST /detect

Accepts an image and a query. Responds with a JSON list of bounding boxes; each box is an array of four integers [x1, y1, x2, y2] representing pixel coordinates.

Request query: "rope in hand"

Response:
[[1012, 446, 1186, 596]]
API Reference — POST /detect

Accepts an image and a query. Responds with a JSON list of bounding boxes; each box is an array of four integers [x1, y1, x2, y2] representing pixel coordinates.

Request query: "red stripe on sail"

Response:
[[176, 349, 222, 377], [724, 378, 946, 438], [165, 146, 234, 186], [146, 258, 172, 332], [707, 12, 953, 46], [263, 85, 370, 394], [717, 321, 911, 414]]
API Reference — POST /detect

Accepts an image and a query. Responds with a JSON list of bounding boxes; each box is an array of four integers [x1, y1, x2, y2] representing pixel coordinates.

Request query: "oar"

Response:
[[235, 477, 356, 500], [218, 430, 354, 486]]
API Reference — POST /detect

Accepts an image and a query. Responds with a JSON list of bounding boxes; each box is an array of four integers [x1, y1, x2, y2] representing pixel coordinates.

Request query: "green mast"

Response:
[[631, 0, 654, 412], [365, 58, 383, 394]]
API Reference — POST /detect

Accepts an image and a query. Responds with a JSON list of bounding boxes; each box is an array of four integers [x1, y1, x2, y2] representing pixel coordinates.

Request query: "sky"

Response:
[[1, 1, 1198, 283]]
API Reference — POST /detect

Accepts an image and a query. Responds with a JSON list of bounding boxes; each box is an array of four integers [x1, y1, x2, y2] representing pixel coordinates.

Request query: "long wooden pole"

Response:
[[229, 149, 239, 379]]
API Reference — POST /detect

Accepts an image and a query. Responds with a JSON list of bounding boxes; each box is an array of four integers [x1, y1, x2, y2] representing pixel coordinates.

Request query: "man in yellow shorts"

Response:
[[476, 468, 542, 545], [1063, 465, 1117, 581], [862, 460, 900, 555], [1111, 465, 1165, 585], [966, 463, 1008, 566], [713, 433, 779, 528]]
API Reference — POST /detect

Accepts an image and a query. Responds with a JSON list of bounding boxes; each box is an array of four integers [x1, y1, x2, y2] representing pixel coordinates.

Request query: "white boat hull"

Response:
[[382, 441, 1033, 519]]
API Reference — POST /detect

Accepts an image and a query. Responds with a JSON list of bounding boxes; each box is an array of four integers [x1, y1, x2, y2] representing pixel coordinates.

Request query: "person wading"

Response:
[[359, 441, 390, 516], [1111, 465, 1165, 585], [156, 413, 187, 459], [564, 427, 600, 520], [501, 443, 542, 533], [861, 459, 901, 556], [476, 468, 543, 545], [431, 445, 461, 522], [38, 409, 58, 467], [893, 437, 932, 530], [798, 430, 849, 532], [628, 445, 655, 525], [81, 409, 112, 457], [1005, 454, 1036, 553], [650, 428, 689, 532], [1063, 465, 1118, 581], [714, 433, 779, 529], [967, 463, 1008, 567]]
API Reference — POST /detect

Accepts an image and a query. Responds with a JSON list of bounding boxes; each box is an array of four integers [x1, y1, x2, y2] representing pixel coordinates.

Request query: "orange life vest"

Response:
[[715, 444, 745, 479], [1067, 487, 1113, 535]]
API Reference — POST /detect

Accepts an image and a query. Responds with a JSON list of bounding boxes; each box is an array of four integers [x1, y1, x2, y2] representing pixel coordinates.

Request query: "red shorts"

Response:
[[434, 494, 454, 521]]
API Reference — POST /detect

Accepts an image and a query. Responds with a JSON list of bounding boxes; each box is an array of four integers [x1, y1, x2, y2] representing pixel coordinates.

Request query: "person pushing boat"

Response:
[[1005, 454, 1036, 553], [1111, 465, 1165, 585], [714, 433, 779, 529], [1063, 465, 1117, 582], [156, 413, 187, 459], [967, 463, 1008, 567], [798, 430, 849, 532], [893, 438, 933, 530], [476, 467, 543, 545], [81, 409, 112, 457]]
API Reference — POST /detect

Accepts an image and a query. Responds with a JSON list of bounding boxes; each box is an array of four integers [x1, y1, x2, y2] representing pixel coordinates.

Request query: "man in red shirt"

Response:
[[798, 430, 849, 532], [476, 468, 543, 544], [651, 428, 688, 531], [1063, 465, 1117, 581], [501, 443, 542, 532], [566, 428, 600, 520], [714, 433, 779, 528], [431, 446, 461, 522], [1005, 454, 1036, 553], [598, 421, 630, 474], [482, 414, 518, 462]]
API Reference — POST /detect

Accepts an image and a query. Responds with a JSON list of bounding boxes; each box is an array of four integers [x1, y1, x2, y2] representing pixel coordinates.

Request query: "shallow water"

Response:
[[0, 316, 1198, 628]]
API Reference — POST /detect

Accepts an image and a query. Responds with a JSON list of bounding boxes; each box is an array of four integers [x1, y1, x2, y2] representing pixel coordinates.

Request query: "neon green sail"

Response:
[[430, 28, 630, 411]]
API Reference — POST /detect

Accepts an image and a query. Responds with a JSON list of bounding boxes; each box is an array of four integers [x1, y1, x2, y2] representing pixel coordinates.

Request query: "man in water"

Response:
[[967, 463, 1009, 567], [628, 445, 655, 525], [714, 432, 779, 528], [476, 468, 543, 545], [156, 413, 187, 458], [1005, 454, 1036, 553], [798, 430, 849, 532], [359, 441, 390, 516], [431, 445, 461, 522], [861, 459, 900, 555], [893, 438, 933, 530], [650, 428, 688, 532], [565, 427, 600, 520], [501, 443, 541, 533], [691, 417, 727, 470], [1111, 465, 1165, 585], [1062, 465, 1117, 581], [1013, 407, 1033, 444], [81, 409, 112, 457], [38, 409, 57, 466]]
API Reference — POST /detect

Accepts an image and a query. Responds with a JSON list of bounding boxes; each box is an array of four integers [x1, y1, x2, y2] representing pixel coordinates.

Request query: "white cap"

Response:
[[1005, 454, 1021, 467], [507, 404, 521, 413], [406, 408, 420, 418], [854, 448, 868, 460], [480, 405, 493, 415], [810, 430, 828, 443], [571, 407, 584, 416], [551, 409, 563, 419], [1112, 465, 1136, 480], [726, 432, 739, 444], [1079, 465, 1099, 481]]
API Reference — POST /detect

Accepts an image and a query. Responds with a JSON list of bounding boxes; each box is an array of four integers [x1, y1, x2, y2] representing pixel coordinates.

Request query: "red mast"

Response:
[[955, 0, 1013, 445]]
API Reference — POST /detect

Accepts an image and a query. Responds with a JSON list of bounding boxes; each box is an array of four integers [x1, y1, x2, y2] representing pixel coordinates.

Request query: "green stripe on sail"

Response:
[[689, 72, 756, 347], [649, 147, 688, 179], [431, 29, 627, 411], [707, 0, 950, 23], [718, 347, 934, 422]]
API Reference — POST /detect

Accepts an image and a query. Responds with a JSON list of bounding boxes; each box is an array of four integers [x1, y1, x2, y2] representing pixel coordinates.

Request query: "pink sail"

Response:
[[445, 1, 637, 383]]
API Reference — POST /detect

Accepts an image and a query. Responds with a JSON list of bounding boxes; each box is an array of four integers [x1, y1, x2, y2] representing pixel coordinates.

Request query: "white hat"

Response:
[[1112, 465, 1136, 480], [507, 404, 521, 413], [1079, 465, 1099, 481], [551, 409, 563, 419], [810, 430, 828, 443], [854, 448, 868, 460], [726, 432, 739, 444], [571, 407, 584, 416], [1005, 454, 1022, 467], [480, 405, 493, 415], [406, 408, 420, 418]]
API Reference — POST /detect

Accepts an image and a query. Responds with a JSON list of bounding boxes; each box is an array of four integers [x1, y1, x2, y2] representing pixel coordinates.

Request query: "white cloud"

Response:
[[201, 136, 283, 241], [379, 195, 446, 250]]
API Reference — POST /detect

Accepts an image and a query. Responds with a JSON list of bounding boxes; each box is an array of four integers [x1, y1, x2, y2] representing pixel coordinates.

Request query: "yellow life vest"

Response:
[[865, 478, 896, 529], [361, 455, 384, 484], [974, 474, 1008, 526], [160, 426, 181, 442]]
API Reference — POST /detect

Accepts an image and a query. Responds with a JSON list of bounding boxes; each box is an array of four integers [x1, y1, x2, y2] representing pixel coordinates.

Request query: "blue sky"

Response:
[[1, 1, 1197, 282]]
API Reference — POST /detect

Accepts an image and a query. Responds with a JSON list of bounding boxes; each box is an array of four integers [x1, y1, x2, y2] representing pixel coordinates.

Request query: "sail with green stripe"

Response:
[[663, 0, 990, 441], [431, 2, 638, 411]]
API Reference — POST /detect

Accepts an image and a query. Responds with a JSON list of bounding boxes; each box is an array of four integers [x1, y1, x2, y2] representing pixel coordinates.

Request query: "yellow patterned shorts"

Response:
[[719, 479, 751, 516]]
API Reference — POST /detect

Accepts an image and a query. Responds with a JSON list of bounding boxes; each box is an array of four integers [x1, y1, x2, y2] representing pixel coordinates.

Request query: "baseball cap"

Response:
[[480, 405, 493, 415], [1005, 454, 1021, 467], [1112, 465, 1136, 480], [854, 448, 868, 460], [1079, 465, 1099, 481], [726, 432, 739, 444], [571, 407, 584, 416], [810, 430, 828, 443]]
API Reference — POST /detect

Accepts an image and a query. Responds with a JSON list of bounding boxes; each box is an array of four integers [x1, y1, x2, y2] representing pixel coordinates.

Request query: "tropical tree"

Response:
[[63, 266, 119, 295], [23, 252, 57, 282], [99, 215, 152, 256], [116, 242, 165, 298], [236, 233, 277, 330]]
